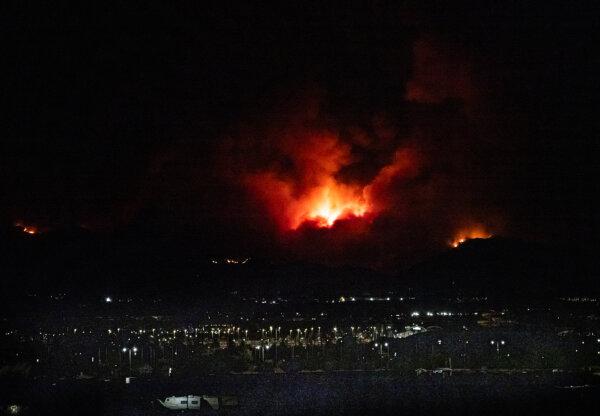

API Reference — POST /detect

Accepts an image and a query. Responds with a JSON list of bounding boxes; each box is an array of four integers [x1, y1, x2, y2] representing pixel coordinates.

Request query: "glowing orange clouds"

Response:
[[244, 131, 373, 230], [450, 225, 491, 248], [242, 121, 431, 231]]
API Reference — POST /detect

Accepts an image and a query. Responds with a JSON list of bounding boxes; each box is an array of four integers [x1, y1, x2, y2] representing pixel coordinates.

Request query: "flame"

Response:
[[302, 183, 368, 228], [248, 174, 369, 230], [15, 221, 38, 235], [450, 226, 491, 248], [244, 129, 419, 231], [245, 131, 372, 230]]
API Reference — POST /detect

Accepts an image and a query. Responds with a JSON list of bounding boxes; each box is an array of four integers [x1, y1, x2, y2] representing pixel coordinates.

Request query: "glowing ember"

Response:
[[15, 222, 38, 235], [450, 226, 491, 248]]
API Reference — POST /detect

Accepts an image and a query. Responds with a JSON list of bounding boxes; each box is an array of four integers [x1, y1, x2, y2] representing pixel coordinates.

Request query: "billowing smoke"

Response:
[[406, 36, 477, 106], [4, 34, 504, 269], [217, 36, 503, 268], [4, 4, 595, 274], [245, 129, 368, 230]]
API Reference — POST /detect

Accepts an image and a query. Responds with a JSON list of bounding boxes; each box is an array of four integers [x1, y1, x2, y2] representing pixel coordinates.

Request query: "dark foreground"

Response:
[[3, 372, 600, 416]]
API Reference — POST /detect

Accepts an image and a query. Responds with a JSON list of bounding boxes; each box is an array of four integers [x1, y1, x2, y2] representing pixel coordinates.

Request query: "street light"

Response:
[[375, 342, 383, 355], [490, 340, 506, 355], [255, 344, 266, 361], [122, 347, 137, 373], [274, 327, 280, 366]]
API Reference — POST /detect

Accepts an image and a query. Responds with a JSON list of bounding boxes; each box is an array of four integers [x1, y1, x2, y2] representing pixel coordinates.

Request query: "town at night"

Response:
[[2, 2, 598, 415]]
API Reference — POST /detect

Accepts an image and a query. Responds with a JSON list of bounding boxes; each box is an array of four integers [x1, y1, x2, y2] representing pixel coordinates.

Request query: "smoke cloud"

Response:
[[215, 36, 503, 268]]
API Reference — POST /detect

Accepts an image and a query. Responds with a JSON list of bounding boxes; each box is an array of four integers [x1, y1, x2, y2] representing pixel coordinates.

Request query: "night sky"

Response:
[[2, 3, 598, 269]]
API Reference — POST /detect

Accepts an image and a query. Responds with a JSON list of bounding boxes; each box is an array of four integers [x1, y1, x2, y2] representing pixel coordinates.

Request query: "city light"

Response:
[[8, 404, 21, 415]]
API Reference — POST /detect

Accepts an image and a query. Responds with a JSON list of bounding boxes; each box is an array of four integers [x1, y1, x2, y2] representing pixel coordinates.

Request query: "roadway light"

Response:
[[132, 347, 138, 353], [122, 347, 127, 353], [8, 404, 20, 414]]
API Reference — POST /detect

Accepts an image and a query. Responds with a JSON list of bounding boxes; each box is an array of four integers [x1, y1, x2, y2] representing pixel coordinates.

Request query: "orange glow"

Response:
[[248, 172, 369, 230], [15, 222, 38, 235], [245, 131, 373, 230], [302, 183, 368, 228], [245, 130, 420, 231], [450, 226, 491, 248]]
